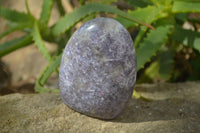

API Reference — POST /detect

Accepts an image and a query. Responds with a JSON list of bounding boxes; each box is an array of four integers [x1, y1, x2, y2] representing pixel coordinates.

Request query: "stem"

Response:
[[25, 0, 31, 15]]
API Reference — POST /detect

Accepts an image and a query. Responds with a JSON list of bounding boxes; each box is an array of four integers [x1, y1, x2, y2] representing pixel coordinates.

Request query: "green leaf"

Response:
[[0, 7, 34, 23], [134, 27, 149, 48], [97, 0, 118, 5], [35, 54, 62, 93], [170, 25, 200, 51], [116, 5, 165, 28], [40, 54, 62, 85], [125, 0, 153, 8], [51, 3, 153, 36], [0, 23, 30, 39], [25, 0, 31, 15], [136, 25, 172, 71], [0, 34, 32, 57], [39, 0, 54, 26], [159, 49, 174, 79], [139, 49, 173, 82], [34, 81, 50, 93], [172, 1, 200, 13], [31, 22, 52, 62], [116, 5, 165, 48], [150, 0, 172, 6], [55, 0, 65, 16], [175, 13, 189, 25], [188, 52, 200, 80], [35, 81, 60, 93], [133, 90, 153, 101], [144, 60, 160, 79]]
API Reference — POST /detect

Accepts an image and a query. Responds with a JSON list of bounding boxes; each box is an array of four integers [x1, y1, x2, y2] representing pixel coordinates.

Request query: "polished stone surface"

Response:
[[59, 17, 137, 119]]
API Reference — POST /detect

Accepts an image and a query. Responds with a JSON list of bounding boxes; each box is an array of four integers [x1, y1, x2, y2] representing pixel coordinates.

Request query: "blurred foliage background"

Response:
[[0, 0, 200, 93]]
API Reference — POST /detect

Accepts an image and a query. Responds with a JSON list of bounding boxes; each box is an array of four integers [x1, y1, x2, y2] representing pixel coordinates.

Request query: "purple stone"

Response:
[[59, 17, 137, 119]]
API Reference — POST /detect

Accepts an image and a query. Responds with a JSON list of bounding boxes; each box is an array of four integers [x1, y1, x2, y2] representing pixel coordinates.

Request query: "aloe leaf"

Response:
[[172, 1, 200, 13], [0, 23, 30, 39], [141, 49, 173, 81], [0, 7, 34, 23], [125, 0, 153, 8], [159, 49, 174, 80], [97, 0, 118, 5], [146, 61, 160, 80], [39, 54, 62, 85], [55, 0, 65, 16], [134, 27, 148, 48], [116, 5, 165, 28], [188, 52, 200, 80], [116, 5, 165, 48], [0, 34, 32, 57], [39, 0, 54, 26], [133, 90, 153, 101], [51, 3, 153, 36], [171, 25, 200, 51], [149, 0, 172, 6], [35, 81, 59, 93], [31, 22, 52, 62], [136, 25, 173, 71], [35, 81, 51, 93], [25, 0, 31, 15], [35, 54, 62, 93]]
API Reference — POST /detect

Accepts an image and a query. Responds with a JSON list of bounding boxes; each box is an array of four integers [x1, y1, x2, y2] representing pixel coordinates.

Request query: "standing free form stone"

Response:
[[59, 17, 137, 119]]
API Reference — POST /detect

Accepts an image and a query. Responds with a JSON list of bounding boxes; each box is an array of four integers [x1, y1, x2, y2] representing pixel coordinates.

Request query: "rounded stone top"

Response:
[[59, 17, 137, 119]]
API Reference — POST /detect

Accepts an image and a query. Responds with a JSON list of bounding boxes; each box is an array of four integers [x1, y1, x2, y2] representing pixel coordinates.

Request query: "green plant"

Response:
[[0, 0, 200, 93], [0, 0, 151, 92], [117, 0, 200, 83]]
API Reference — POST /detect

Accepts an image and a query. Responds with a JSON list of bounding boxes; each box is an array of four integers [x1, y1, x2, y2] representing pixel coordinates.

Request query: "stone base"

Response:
[[0, 82, 200, 133]]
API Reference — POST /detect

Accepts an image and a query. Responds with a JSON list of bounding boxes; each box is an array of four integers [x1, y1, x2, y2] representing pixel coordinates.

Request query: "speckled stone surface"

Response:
[[59, 17, 137, 119]]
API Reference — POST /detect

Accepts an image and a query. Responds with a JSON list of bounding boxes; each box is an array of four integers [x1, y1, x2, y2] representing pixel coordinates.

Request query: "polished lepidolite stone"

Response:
[[59, 17, 137, 119]]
